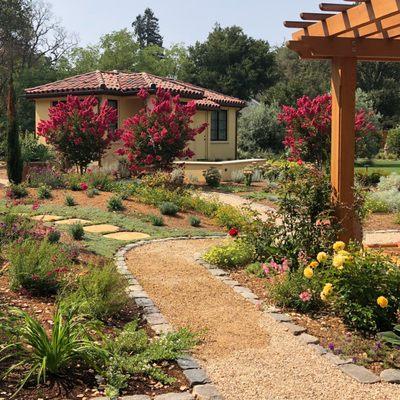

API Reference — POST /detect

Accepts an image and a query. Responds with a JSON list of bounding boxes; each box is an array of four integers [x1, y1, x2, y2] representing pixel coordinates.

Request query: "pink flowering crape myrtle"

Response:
[[278, 94, 380, 165], [37, 96, 121, 174], [119, 88, 208, 173]]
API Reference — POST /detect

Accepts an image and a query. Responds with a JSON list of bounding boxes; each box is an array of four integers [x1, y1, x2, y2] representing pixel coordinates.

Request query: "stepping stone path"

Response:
[[55, 218, 92, 225], [83, 224, 120, 234], [31, 214, 65, 222], [103, 231, 151, 241]]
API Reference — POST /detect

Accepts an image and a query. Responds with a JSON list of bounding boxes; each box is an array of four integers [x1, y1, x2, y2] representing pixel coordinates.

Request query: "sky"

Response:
[[48, 0, 318, 48]]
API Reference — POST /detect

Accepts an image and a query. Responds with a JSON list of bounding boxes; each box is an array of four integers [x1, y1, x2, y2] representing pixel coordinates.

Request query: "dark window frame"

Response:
[[211, 110, 228, 141], [107, 99, 119, 131]]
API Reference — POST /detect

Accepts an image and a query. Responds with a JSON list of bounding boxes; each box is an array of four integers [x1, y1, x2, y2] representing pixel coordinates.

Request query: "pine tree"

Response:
[[132, 8, 163, 48]]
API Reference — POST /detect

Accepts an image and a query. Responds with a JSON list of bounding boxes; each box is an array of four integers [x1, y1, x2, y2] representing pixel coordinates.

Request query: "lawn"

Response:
[[355, 159, 400, 175]]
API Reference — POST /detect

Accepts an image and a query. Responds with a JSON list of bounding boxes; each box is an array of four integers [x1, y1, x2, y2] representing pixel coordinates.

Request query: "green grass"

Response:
[[242, 191, 278, 202], [0, 201, 221, 258], [355, 159, 400, 175]]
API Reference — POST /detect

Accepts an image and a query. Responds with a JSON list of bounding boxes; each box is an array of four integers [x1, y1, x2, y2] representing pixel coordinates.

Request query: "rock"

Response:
[[154, 393, 194, 400], [266, 312, 292, 323], [152, 323, 173, 335], [192, 384, 223, 399], [380, 369, 400, 383], [129, 290, 149, 299], [183, 368, 210, 386], [145, 313, 167, 325], [120, 396, 151, 400], [308, 344, 327, 355], [281, 322, 307, 336], [339, 363, 380, 384], [135, 298, 155, 307], [220, 278, 240, 287], [177, 356, 200, 370], [297, 333, 319, 344], [208, 268, 227, 277], [323, 352, 352, 366]]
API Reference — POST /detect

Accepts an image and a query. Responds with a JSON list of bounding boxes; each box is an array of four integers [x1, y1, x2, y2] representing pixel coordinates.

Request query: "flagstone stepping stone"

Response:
[[32, 215, 65, 222], [55, 218, 92, 226], [83, 224, 120, 234], [102, 231, 151, 241]]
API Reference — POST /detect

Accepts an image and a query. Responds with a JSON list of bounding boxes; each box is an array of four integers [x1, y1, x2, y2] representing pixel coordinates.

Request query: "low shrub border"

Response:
[[113, 236, 225, 400], [195, 251, 400, 385]]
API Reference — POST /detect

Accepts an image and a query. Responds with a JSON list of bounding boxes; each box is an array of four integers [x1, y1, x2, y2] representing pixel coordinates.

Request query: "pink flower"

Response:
[[32, 202, 40, 211], [80, 182, 88, 191], [299, 290, 312, 302]]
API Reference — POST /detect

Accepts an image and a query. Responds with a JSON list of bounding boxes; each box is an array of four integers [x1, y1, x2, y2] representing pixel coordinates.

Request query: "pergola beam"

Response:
[[293, 0, 400, 40], [288, 37, 400, 60]]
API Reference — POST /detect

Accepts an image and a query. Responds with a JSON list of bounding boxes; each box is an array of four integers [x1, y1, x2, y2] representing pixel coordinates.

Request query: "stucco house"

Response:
[[25, 70, 248, 173]]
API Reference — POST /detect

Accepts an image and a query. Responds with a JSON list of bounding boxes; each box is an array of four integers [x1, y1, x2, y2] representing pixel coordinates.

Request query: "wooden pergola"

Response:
[[284, 0, 400, 243]]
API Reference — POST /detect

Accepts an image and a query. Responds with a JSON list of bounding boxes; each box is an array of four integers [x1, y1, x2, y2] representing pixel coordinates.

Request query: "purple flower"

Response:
[[328, 342, 335, 351], [375, 341, 382, 350]]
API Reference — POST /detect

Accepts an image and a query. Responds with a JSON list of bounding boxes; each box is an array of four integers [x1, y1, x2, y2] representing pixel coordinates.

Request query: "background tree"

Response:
[[181, 24, 275, 99], [238, 102, 285, 156], [132, 8, 163, 48], [0, 0, 73, 182], [386, 126, 400, 158]]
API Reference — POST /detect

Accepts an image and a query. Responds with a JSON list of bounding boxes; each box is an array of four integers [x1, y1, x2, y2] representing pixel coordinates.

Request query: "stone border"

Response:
[[111, 236, 225, 400], [194, 253, 400, 385]]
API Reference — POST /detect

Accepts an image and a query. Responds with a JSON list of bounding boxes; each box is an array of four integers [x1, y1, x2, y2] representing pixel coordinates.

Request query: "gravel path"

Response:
[[126, 239, 400, 400]]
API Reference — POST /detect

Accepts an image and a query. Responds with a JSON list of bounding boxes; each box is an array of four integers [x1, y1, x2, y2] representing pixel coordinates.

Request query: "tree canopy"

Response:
[[132, 8, 163, 48]]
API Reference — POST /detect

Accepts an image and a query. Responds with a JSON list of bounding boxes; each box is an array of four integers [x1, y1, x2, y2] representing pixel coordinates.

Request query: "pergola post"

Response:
[[330, 57, 362, 243]]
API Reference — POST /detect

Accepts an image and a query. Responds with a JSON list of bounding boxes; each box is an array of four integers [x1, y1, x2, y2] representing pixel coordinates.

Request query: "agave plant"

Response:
[[379, 324, 400, 346], [1, 307, 104, 396]]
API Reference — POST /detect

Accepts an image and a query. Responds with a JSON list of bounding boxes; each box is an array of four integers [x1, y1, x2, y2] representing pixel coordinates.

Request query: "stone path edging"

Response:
[[194, 252, 400, 386], [113, 236, 225, 400]]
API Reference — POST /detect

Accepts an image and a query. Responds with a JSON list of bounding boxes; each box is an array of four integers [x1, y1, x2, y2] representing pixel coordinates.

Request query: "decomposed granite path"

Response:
[[126, 238, 400, 400]]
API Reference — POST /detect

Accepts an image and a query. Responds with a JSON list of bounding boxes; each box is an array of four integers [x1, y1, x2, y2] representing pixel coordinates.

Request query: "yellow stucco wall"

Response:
[[33, 95, 239, 167]]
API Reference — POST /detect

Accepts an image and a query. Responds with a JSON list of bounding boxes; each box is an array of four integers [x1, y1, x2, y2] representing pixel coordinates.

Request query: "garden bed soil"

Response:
[[230, 269, 400, 375], [363, 213, 400, 232], [0, 246, 189, 399], [0, 188, 221, 232]]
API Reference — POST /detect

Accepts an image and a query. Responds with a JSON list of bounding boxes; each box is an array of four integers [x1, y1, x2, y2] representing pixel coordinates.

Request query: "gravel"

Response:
[[126, 239, 400, 400]]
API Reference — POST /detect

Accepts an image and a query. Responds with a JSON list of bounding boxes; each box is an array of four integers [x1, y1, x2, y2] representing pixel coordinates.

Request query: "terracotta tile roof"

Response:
[[25, 70, 246, 109]]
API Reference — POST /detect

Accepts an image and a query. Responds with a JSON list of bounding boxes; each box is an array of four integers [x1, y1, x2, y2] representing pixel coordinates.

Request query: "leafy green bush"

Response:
[[1, 308, 98, 395], [0, 213, 34, 245], [65, 195, 76, 206], [366, 190, 400, 213], [159, 201, 180, 216], [203, 239, 254, 268], [203, 167, 221, 187], [245, 262, 265, 278], [59, 262, 128, 320], [386, 126, 400, 158], [107, 195, 125, 212], [149, 214, 164, 226], [47, 229, 61, 244], [364, 196, 391, 213], [64, 173, 85, 191], [87, 170, 115, 191], [37, 185, 52, 199], [214, 204, 251, 229], [69, 223, 85, 241], [8, 240, 71, 295], [27, 166, 65, 188], [20, 133, 53, 162], [189, 216, 201, 227], [6, 183, 28, 199]]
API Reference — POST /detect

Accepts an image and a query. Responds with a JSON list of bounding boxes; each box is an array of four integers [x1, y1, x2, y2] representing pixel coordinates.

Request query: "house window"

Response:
[[107, 99, 118, 132], [211, 110, 228, 141]]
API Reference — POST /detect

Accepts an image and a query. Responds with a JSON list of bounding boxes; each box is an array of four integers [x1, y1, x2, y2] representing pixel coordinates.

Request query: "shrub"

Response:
[[0, 213, 35, 245], [355, 171, 384, 187], [20, 132, 53, 162], [8, 240, 71, 295], [214, 204, 251, 230], [107, 195, 125, 212], [2, 308, 97, 395], [364, 195, 391, 214], [47, 229, 61, 244], [189, 216, 201, 227], [6, 183, 28, 199], [69, 223, 84, 241], [65, 195, 76, 207], [65, 173, 85, 191], [87, 170, 115, 191], [203, 167, 221, 187], [307, 243, 400, 333], [377, 173, 400, 191], [203, 239, 254, 269], [245, 262, 265, 278], [159, 201, 180, 216], [149, 214, 164, 226], [120, 88, 207, 173], [366, 190, 400, 213], [37, 96, 120, 174], [59, 262, 129, 320], [386, 126, 400, 158], [37, 185, 52, 199], [231, 170, 244, 183], [27, 166, 64, 188], [170, 168, 185, 186]]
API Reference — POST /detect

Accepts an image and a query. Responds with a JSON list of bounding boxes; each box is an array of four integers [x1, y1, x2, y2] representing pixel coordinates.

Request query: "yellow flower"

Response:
[[309, 261, 319, 268], [333, 254, 345, 269], [320, 292, 327, 301], [317, 252, 328, 263], [304, 267, 314, 279], [333, 241, 346, 252], [377, 296, 389, 308], [322, 283, 333, 296], [338, 250, 350, 257]]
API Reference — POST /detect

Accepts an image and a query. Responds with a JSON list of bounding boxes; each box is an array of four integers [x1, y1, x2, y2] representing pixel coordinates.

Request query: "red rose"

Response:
[[228, 228, 239, 237], [80, 182, 88, 191]]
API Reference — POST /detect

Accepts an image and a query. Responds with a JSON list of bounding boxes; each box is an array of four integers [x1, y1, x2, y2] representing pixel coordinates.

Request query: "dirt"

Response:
[[364, 213, 400, 231]]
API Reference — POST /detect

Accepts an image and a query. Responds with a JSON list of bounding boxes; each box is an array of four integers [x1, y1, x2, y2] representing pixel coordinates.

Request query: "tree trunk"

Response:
[[6, 76, 23, 184]]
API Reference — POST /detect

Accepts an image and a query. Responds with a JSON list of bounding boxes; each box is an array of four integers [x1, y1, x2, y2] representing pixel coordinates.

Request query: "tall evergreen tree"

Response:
[[132, 8, 163, 48]]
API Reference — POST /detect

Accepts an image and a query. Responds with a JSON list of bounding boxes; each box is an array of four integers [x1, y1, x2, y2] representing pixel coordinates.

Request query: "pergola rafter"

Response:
[[284, 0, 400, 242]]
